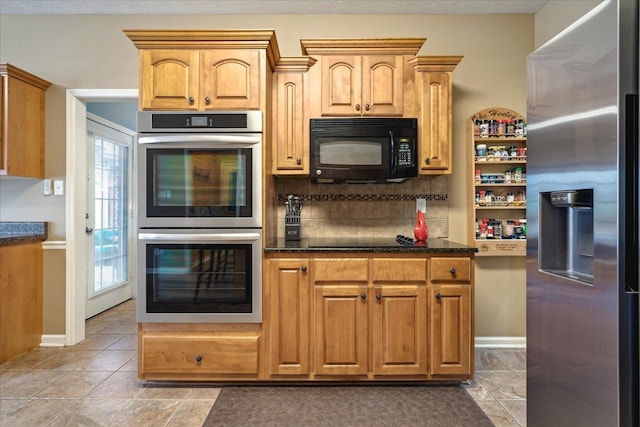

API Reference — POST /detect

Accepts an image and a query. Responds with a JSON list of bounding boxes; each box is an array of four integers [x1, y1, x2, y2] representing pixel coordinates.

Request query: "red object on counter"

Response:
[[414, 211, 429, 242]]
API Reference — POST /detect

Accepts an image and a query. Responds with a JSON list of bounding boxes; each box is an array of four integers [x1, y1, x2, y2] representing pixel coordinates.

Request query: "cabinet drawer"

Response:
[[430, 257, 471, 283], [372, 258, 427, 282], [141, 334, 259, 375], [313, 258, 368, 281]]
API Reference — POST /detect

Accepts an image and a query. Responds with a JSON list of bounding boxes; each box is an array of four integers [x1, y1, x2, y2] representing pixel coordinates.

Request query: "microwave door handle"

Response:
[[389, 131, 396, 176]]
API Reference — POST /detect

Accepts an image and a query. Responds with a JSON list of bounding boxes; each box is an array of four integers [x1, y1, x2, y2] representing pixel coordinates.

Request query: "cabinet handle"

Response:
[[364, 104, 370, 111], [435, 293, 441, 299], [355, 104, 361, 111], [360, 293, 367, 300], [301, 265, 307, 272], [188, 97, 195, 105], [195, 355, 202, 362], [205, 97, 211, 105], [376, 294, 382, 300], [424, 157, 431, 165], [296, 158, 302, 165], [450, 267, 456, 274]]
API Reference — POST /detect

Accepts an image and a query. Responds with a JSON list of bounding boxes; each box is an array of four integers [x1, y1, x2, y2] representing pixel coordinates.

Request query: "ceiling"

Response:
[[0, 0, 549, 15]]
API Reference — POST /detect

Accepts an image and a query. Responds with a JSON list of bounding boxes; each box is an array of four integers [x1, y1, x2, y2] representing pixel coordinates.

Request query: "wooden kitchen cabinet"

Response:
[[0, 241, 43, 364], [272, 57, 317, 175], [139, 49, 260, 111], [371, 258, 427, 376], [0, 63, 51, 178], [268, 258, 310, 376], [317, 55, 404, 116], [410, 56, 463, 175], [137, 323, 261, 381], [313, 258, 369, 376], [428, 256, 473, 377], [125, 30, 279, 111], [300, 39, 425, 117]]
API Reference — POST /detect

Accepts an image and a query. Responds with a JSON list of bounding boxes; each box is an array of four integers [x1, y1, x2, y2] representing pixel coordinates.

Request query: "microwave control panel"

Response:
[[397, 140, 415, 167]]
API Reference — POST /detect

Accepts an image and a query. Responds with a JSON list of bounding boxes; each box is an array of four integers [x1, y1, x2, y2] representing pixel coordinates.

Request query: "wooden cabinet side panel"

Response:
[[314, 285, 368, 375], [140, 50, 200, 110], [201, 50, 261, 110], [429, 285, 471, 377], [0, 243, 43, 364], [269, 260, 310, 375], [273, 72, 306, 173], [418, 72, 452, 174], [372, 285, 427, 376]]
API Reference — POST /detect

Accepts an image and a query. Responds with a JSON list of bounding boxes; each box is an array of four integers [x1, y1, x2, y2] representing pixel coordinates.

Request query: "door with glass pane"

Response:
[[85, 116, 134, 318]]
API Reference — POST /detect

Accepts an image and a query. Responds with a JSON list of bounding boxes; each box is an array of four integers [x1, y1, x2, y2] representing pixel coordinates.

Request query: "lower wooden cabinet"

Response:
[[268, 259, 310, 376], [138, 252, 474, 382], [267, 253, 473, 381], [429, 284, 471, 377], [138, 325, 261, 381]]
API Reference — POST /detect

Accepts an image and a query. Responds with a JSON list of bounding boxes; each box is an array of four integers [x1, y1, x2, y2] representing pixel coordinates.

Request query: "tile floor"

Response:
[[0, 299, 526, 426]]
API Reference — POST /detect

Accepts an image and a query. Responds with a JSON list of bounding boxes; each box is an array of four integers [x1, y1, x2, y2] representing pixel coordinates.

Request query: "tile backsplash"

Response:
[[275, 176, 448, 239]]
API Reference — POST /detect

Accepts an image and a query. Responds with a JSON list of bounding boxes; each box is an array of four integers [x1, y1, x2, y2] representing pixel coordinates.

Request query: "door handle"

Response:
[[85, 227, 93, 235]]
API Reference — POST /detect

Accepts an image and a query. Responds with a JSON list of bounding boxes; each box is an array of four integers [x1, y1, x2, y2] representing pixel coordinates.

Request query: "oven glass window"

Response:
[[147, 148, 252, 218], [146, 243, 252, 313]]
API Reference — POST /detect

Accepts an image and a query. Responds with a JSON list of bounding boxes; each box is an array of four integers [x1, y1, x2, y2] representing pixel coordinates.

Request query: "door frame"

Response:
[[65, 89, 138, 345]]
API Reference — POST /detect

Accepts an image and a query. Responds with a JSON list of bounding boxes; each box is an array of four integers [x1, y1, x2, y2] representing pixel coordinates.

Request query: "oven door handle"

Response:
[[138, 232, 261, 242], [137, 135, 261, 145]]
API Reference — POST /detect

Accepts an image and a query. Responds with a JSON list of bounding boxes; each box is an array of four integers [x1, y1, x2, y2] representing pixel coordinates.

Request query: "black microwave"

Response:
[[310, 118, 418, 184]]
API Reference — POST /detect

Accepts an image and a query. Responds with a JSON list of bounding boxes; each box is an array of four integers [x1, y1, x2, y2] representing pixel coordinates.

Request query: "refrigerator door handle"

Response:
[[625, 94, 639, 292]]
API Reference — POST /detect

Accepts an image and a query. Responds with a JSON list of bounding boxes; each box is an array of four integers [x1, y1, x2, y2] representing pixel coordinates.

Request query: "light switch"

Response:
[[54, 180, 64, 196], [416, 198, 426, 213], [43, 179, 53, 196]]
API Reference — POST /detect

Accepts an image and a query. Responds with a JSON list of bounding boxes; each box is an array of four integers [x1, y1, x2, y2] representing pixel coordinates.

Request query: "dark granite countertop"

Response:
[[0, 222, 48, 246], [264, 236, 477, 254]]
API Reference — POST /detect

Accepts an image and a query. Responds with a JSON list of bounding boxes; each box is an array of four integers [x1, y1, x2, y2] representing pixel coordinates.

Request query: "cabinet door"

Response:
[[200, 50, 261, 110], [320, 55, 362, 116], [362, 55, 404, 117], [429, 285, 471, 377], [273, 72, 307, 174], [140, 50, 200, 110], [372, 284, 427, 376], [314, 284, 369, 376], [269, 259, 310, 376], [417, 72, 452, 174]]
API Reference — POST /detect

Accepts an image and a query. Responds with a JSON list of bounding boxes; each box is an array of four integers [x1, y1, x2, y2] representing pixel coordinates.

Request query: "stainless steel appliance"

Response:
[[137, 111, 262, 228], [137, 229, 262, 323], [526, 1, 638, 425], [136, 111, 263, 323], [309, 118, 418, 184]]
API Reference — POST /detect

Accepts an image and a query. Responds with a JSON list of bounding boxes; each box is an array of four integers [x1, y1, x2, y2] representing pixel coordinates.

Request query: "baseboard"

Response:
[[40, 334, 66, 347], [475, 336, 526, 348]]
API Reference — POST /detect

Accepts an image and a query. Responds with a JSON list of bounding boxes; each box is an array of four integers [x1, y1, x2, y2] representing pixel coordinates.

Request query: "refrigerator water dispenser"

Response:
[[539, 189, 594, 285]]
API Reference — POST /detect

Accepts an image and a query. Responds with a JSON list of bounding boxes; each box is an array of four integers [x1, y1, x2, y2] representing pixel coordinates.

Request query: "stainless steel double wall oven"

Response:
[[136, 111, 262, 323]]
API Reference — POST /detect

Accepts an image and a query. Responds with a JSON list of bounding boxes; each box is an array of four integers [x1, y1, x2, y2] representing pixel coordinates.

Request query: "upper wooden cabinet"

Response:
[[410, 56, 463, 175], [272, 57, 317, 174], [124, 30, 280, 111], [301, 39, 424, 117], [0, 63, 51, 178]]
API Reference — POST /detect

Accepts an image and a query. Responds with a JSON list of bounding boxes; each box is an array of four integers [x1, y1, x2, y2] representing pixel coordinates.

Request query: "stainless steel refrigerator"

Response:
[[526, 0, 639, 426]]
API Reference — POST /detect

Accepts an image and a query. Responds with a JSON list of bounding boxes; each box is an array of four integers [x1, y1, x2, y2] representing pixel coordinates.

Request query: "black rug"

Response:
[[203, 384, 494, 427]]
